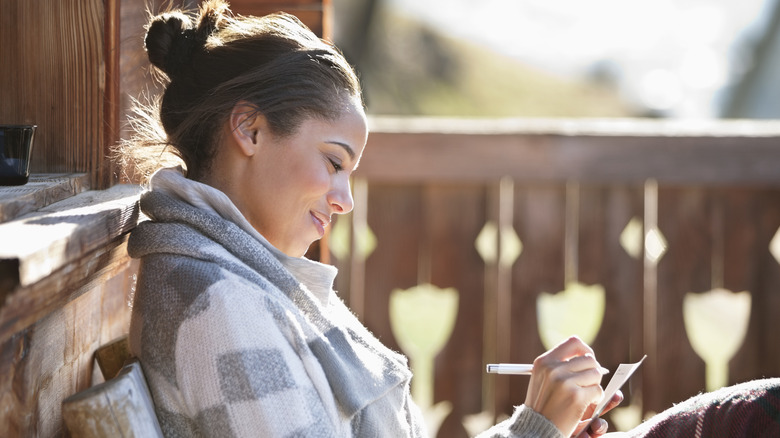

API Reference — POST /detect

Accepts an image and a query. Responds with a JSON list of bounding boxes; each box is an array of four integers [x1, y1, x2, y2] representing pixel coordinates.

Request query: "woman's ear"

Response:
[[229, 102, 266, 157]]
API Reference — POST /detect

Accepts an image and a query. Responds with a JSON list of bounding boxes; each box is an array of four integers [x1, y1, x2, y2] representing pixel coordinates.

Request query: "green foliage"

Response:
[[358, 9, 635, 118]]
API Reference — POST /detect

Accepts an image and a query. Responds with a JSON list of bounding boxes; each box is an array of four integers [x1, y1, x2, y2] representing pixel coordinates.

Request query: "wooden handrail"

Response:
[[361, 117, 780, 185]]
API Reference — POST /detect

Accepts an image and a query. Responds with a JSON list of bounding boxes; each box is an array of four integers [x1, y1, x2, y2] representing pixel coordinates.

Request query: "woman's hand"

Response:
[[523, 336, 608, 437]]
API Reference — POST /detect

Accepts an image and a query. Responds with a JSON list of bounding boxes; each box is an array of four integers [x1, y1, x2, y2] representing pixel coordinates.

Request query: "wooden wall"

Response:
[[0, 0, 328, 190], [0, 0, 110, 188], [0, 253, 137, 437], [0, 1, 330, 436]]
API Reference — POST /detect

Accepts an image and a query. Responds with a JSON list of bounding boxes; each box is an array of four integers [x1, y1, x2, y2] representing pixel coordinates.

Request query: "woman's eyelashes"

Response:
[[327, 156, 343, 172]]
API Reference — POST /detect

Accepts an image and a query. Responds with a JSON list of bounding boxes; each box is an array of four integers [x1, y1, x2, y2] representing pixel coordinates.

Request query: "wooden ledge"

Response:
[[0, 184, 142, 299], [0, 184, 142, 342], [0, 174, 90, 224]]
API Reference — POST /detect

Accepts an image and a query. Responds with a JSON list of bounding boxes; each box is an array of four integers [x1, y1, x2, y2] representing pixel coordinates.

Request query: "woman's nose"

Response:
[[328, 177, 354, 214]]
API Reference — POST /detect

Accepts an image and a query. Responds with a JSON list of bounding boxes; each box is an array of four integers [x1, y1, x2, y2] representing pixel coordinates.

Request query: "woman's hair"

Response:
[[119, 0, 362, 181]]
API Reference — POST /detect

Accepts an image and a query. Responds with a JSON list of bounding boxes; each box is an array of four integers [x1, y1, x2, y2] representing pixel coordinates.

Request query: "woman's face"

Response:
[[243, 100, 368, 257]]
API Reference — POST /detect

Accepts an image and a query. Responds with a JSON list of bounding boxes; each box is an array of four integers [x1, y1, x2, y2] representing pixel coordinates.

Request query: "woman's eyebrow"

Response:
[[326, 141, 356, 160]]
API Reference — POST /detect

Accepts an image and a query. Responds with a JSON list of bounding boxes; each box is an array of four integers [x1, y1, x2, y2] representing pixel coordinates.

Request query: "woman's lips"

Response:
[[311, 211, 330, 237]]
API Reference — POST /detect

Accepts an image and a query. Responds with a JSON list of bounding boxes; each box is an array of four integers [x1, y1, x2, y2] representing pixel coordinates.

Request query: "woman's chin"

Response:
[[293, 238, 320, 259]]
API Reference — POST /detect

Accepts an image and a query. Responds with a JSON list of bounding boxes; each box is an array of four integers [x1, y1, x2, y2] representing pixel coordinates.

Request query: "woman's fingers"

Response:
[[599, 390, 624, 416], [556, 354, 608, 381], [572, 390, 625, 436], [589, 418, 609, 436], [572, 417, 608, 438], [535, 337, 607, 382], [527, 340, 622, 437], [538, 345, 608, 391], [524, 336, 608, 437], [538, 336, 596, 363]]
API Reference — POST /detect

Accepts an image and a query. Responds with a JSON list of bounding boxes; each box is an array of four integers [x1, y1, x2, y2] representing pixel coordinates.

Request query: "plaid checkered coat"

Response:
[[127, 169, 562, 438]]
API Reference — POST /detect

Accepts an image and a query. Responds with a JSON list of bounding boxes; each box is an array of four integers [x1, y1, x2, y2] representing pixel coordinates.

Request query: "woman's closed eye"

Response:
[[324, 141, 357, 174], [327, 157, 343, 172]]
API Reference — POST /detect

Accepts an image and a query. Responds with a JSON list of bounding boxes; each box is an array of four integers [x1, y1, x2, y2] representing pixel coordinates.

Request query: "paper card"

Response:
[[591, 355, 647, 421]]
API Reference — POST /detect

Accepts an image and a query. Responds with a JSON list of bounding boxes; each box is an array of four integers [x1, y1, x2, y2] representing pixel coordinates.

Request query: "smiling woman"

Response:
[[199, 101, 367, 257], [117, 1, 625, 437], [115, 1, 780, 437]]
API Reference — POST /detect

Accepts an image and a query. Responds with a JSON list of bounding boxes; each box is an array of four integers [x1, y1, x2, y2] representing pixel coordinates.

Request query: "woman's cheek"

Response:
[[309, 168, 334, 194]]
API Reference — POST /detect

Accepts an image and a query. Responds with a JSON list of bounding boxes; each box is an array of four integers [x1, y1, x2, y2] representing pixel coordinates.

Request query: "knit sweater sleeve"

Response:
[[165, 278, 344, 437], [475, 405, 565, 438]]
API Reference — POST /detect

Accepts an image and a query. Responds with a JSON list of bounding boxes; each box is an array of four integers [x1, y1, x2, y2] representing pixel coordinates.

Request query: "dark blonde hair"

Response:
[[120, 0, 362, 181]]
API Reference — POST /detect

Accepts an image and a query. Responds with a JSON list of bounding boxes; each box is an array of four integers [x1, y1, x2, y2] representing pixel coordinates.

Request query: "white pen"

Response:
[[486, 363, 611, 375], [486, 363, 534, 375]]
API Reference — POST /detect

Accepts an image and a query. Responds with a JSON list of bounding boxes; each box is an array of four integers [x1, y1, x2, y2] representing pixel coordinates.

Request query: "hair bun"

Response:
[[145, 11, 196, 79], [145, 2, 229, 81]]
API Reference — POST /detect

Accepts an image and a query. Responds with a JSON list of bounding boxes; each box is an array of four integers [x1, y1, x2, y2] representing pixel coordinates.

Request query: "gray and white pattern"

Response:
[[127, 168, 562, 438]]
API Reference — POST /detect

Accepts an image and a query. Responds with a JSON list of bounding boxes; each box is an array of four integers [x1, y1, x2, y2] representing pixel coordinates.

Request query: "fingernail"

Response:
[[590, 419, 608, 434], [598, 366, 610, 374]]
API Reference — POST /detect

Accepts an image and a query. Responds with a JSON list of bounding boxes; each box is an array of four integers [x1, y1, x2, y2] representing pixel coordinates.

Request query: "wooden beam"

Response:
[[0, 174, 90, 223], [0, 236, 134, 345], [360, 117, 780, 185], [0, 184, 141, 294], [102, 0, 121, 188]]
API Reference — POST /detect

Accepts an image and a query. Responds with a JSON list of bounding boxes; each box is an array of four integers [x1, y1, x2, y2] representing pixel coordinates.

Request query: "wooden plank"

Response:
[[426, 184, 486, 438], [0, 263, 135, 437], [0, 0, 105, 182], [360, 118, 780, 185], [651, 187, 711, 412], [480, 181, 502, 417], [95, 335, 131, 380], [578, 185, 644, 369], [724, 189, 780, 384], [0, 173, 89, 223], [63, 360, 163, 438], [360, 184, 423, 351], [101, 0, 121, 189], [720, 188, 761, 386], [504, 185, 566, 415], [0, 184, 141, 292], [330, 215, 353, 304], [577, 185, 645, 424], [0, 236, 134, 345], [751, 192, 780, 379]]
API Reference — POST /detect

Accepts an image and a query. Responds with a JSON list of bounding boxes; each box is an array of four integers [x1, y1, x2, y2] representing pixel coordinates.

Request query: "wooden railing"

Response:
[[331, 116, 780, 437]]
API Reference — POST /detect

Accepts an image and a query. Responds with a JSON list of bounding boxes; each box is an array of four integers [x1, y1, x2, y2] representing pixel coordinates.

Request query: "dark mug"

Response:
[[0, 124, 36, 186]]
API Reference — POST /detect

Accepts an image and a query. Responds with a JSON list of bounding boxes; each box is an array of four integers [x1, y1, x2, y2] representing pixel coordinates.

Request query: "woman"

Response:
[[122, 2, 780, 438], [123, 2, 614, 436]]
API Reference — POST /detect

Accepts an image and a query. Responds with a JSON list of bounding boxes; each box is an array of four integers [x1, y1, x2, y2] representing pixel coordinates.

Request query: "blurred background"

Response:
[[331, 0, 780, 119], [319, 1, 780, 435]]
